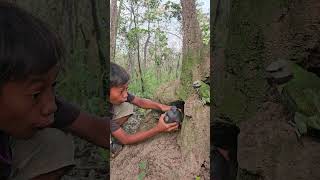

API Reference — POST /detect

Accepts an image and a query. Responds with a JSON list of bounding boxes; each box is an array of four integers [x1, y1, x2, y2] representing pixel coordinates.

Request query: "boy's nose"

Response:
[[41, 93, 57, 117], [123, 92, 128, 99]]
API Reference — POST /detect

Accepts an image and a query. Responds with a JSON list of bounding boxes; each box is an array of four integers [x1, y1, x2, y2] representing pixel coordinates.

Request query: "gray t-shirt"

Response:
[[110, 93, 135, 133]]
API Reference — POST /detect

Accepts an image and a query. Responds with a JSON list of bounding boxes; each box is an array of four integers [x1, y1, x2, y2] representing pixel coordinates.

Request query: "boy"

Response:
[[0, 2, 109, 180], [109, 62, 178, 149]]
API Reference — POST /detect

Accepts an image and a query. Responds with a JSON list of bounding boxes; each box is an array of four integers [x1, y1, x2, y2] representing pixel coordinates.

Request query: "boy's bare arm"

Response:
[[131, 96, 171, 111], [66, 112, 110, 149], [112, 114, 178, 144], [112, 127, 159, 145]]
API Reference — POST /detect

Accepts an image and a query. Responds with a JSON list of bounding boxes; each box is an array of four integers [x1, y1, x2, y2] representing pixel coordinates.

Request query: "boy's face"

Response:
[[110, 83, 129, 105], [0, 65, 59, 139]]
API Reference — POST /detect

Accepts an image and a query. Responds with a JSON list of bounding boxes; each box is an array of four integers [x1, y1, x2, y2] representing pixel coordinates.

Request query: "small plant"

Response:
[[137, 161, 148, 180], [98, 148, 109, 160]]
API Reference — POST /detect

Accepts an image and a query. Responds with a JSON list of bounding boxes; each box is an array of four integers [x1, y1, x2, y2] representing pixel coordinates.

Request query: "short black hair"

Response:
[[110, 62, 130, 87], [0, 2, 65, 87]]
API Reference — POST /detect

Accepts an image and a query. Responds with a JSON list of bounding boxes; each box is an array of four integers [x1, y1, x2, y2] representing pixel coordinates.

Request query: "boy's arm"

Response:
[[66, 112, 110, 149], [131, 96, 171, 112], [112, 114, 178, 145]]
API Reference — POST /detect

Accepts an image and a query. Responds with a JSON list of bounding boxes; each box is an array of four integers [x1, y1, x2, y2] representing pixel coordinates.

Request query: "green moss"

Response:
[[179, 51, 201, 100], [282, 63, 320, 116]]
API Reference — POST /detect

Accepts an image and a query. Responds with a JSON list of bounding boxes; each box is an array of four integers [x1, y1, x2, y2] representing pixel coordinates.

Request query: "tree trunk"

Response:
[[179, 0, 203, 100], [213, 0, 320, 179], [110, 0, 123, 60], [143, 16, 151, 70], [110, 0, 117, 60], [131, 1, 145, 93], [89, 0, 108, 101]]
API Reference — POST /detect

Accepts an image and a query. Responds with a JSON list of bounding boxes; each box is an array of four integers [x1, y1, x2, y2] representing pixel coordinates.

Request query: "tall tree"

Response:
[[179, 0, 203, 99], [110, 0, 123, 60], [131, 0, 145, 93]]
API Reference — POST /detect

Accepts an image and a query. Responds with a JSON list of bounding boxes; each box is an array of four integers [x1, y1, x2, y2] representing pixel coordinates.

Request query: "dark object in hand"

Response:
[[164, 106, 183, 126]]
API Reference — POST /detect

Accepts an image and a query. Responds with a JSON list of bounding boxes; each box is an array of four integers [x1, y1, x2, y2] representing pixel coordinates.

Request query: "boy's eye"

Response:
[[31, 91, 41, 100], [52, 81, 58, 88]]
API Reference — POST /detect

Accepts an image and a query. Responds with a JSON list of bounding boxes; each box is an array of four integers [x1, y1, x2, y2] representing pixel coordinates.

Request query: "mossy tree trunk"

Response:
[[213, 0, 320, 123], [179, 0, 203, 100], [213, 0, 320, 179], [12, 0, 109, 114]]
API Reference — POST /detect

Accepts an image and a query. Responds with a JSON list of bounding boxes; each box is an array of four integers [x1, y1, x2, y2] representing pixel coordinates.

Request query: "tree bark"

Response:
[[110, 0, 123, 60], [143, 12, 151, 70], [90, 0, 108, 101], [179, 0, 203, 99], [110, 0, 117, 60], [131, 0, 145, 93]]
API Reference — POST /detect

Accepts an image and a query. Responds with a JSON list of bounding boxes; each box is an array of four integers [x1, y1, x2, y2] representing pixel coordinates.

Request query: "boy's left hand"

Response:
[[156, 114, 179, 132]]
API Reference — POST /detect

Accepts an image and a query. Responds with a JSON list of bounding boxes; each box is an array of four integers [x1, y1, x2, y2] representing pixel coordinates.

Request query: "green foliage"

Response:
[[98, 148, 110, 160], [282, 63, 320, 116], [138, 161, 147, 169], [129, 66, 176, 99], [281, 63, 320, 136], [199, 81, 210, 104], [137, 172, 146, 180], [294, 112, 308, 135], [137, 161, 148, 180], [164, 1, 182, 21], [127, 27, 145, 49], [196, 4, 210, 45]]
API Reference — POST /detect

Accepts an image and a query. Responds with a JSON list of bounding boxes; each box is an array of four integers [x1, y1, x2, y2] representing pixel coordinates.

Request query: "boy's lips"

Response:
[[32, 117, 54, 129]]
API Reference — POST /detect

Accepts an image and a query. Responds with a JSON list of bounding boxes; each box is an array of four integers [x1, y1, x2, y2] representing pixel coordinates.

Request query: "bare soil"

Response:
[[238, 102, 320, 180]]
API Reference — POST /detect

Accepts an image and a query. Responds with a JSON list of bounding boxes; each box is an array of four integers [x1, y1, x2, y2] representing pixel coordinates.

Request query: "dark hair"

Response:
[[110, 62, 130, 87], [0, 2, 65, 87]]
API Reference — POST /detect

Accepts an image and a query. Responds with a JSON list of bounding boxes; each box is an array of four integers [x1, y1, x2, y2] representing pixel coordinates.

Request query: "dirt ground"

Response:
[[110, 96, 210, 180], [110, 111, 184, 180], [62, 137, 108, 180], [238, 102, 320, 180]]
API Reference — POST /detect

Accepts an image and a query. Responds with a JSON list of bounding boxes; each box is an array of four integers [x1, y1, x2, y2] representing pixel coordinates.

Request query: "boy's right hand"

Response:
[[156, 114, 179, 132]]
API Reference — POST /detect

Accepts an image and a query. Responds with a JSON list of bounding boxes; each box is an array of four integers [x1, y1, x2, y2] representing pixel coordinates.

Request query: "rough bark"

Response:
[[143, 18, 151, 70], [110, 0, 118, 60], [213, 0, 320, 179], [110, 0, 123, 60], [131, 0, 145, 93], [179, 0, 204, 100]]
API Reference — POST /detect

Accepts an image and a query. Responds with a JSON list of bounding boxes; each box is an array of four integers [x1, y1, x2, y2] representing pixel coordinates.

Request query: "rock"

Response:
[[266, 60, 293, 85]]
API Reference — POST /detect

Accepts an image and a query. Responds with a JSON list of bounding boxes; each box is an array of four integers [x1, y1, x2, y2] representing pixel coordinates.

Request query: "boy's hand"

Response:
[[156, 114, 179, 132], [160, 104, 172, 112]]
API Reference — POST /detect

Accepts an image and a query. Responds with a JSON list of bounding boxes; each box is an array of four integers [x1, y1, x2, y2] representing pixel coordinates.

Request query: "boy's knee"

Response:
[[113, 102, 134, 120], [31, 166, 72, 180], [10, 128, 75, 180]]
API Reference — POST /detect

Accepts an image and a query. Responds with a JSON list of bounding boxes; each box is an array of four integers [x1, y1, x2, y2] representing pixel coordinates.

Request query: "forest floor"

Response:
[[61, 137, 108, 180], [110, 103, 210, 180], [238, 102, 320, 180], [110, 110, 185, 179]]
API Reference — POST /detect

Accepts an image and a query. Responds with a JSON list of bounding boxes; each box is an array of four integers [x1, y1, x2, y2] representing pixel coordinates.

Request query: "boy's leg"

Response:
[[9, 128, 75, 180], [111, 102, 134, 156], [113, 102, 134, 125]]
